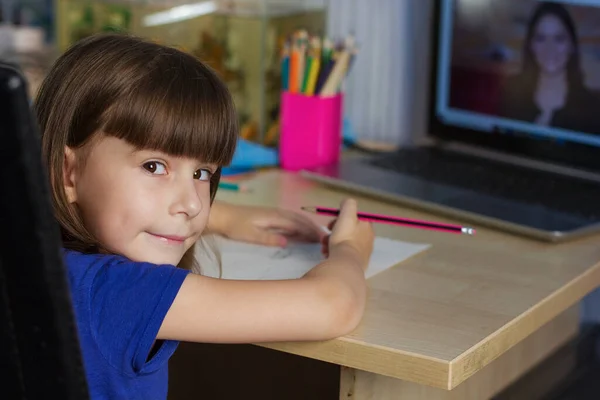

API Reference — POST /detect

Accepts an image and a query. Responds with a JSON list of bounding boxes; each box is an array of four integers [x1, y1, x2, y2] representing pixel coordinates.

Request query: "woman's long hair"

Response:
[[520, 2, 585, 99]]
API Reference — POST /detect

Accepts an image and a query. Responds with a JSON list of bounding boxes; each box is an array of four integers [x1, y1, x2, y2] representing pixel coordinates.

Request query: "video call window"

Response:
[[437, 0, 600, 144]]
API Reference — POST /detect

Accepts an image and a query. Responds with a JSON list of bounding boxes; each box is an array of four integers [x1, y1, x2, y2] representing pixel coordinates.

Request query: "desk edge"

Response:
[[257, 338, 452, 389], [448, 261, 600, 389]]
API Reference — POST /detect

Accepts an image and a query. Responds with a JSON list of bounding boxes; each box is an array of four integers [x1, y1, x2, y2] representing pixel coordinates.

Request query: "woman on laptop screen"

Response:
[[499, 1, 599, 134]]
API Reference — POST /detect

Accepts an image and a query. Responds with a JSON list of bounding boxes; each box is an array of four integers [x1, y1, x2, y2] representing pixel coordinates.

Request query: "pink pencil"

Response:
[[301, 206, 475, 235]]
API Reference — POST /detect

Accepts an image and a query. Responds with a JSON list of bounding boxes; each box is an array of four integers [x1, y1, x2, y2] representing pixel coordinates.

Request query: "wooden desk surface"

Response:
[[215, 170, 600, 390]]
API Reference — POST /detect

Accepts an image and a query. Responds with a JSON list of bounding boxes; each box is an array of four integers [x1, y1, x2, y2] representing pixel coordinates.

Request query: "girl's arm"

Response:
[[207, 201, 325, 246], [158, 199, 373, 343], [206, 201, 233, 234]]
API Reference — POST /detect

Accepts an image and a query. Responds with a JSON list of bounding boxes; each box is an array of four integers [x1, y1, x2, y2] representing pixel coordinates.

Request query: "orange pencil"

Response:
[[289, 33, 300, 93]]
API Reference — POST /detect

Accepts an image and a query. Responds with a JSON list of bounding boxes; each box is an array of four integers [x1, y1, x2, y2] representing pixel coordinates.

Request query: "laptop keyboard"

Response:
[[368, 148, 600, 221]]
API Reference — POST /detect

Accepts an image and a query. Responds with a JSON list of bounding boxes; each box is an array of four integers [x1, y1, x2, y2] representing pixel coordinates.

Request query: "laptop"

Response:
[[302, 0, 600, 242]]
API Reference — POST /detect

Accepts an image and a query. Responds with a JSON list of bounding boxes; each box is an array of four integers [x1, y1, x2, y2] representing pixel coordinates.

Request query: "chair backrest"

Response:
[[0, 63, 89, 399]]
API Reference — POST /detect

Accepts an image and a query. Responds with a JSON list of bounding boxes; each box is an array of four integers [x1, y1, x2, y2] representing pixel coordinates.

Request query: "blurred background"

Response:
[[0, 0, 432, 150]]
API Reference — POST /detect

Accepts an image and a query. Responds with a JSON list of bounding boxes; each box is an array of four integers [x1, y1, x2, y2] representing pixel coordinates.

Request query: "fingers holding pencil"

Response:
[[322, 199, 374, 268]]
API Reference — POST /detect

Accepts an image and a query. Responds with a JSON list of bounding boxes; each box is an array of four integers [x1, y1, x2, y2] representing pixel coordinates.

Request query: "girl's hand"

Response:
[[208, 202, 326, 247], [322, 199, 374, 267]]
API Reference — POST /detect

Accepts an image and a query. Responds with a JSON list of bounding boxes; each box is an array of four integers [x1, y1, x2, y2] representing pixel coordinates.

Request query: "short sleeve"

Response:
[[87, 257, 190, 375]]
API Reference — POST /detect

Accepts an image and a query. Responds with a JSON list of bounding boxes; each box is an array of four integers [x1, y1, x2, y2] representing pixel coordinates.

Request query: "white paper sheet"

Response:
[[196, 236, 430, 280]]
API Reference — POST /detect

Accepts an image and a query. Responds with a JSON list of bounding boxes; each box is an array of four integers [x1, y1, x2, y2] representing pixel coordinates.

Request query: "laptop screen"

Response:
[[435, 0, 600, 147]]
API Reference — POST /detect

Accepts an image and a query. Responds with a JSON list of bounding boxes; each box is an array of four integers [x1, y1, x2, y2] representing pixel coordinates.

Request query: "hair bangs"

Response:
[[100, 54, 238, 167]]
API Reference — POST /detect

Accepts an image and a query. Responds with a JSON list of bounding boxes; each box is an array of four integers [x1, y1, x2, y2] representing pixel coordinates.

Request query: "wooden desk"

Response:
[[170, 170, 600, 399]]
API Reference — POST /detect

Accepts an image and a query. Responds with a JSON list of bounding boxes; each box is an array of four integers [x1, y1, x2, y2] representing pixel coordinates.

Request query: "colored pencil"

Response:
[[322, 38, 334, 65], [314, 57, 335, 95], [296, 30, 309, 91], [305, 36, 322, 95], [289, 33, 300, 93], [301, 56, 313, 94], [281, 32, 357, 97], [319, 50, 351, 96], [281, 43, 290, 91], [301, 206, 476, 235], [218, 182, 250, 192], [320, 36, 356, 96]]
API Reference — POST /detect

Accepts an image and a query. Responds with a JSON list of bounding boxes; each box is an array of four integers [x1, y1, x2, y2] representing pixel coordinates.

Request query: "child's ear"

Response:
[[63, 146, 78, 204]]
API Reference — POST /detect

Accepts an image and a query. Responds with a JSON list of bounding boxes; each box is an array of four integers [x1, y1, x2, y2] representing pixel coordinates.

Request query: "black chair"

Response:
[[0, 63, 89, 399]]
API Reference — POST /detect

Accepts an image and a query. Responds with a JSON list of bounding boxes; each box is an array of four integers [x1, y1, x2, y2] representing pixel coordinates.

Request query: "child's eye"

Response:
[[143, 161, 167, 175], [193, 169, 212, 181]]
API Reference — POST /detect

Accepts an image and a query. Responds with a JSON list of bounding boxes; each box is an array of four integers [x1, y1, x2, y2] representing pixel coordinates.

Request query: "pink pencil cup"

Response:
[[279, 92, 343, 171]]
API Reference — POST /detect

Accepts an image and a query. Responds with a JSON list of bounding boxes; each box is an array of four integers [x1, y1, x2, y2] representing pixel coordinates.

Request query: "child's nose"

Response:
[[169, 180, 202, 218]]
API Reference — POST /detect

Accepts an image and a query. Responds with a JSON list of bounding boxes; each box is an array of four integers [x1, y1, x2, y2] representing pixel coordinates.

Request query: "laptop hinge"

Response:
[[442, 141, 600, 184]]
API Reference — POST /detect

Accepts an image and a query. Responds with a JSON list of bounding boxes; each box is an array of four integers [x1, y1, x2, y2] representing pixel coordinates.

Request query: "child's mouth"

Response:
[[147, 232, 188, 245]]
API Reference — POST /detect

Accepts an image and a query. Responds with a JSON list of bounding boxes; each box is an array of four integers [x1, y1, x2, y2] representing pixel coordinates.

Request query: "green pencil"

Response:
[[301, 56, 313, 94], [218, 182, 250, 192]]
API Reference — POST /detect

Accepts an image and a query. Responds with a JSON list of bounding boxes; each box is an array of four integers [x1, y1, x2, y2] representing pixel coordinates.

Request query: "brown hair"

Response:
[[35, 33, 238, 271]]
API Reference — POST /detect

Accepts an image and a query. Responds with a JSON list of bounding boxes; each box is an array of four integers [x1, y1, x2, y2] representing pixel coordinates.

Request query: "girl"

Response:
[[36, 34, 374, 400]]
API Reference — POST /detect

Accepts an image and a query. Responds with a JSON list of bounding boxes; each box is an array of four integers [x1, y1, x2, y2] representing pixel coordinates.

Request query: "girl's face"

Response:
[[64, 135, 215, 265], [530, 14, 573, 75]]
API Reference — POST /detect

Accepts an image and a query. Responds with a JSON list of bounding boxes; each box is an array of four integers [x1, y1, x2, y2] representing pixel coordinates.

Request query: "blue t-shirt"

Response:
[[63, 250, 190, 400]]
